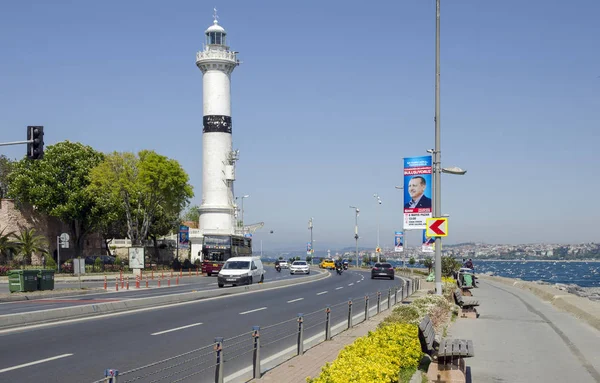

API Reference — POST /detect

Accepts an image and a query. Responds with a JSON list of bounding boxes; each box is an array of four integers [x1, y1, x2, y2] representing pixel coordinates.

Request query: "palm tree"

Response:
[[0, 227, 17, 263], [12, 228, 48, 267]]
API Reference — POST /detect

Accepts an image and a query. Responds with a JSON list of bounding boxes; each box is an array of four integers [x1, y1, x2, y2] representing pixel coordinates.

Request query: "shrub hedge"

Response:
[[307, 323, 422, 383]]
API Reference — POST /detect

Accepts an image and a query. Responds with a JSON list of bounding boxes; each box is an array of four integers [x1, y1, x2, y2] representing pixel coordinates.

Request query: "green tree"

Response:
[[88, 150, 193, 246], [147, 206, 180, 262], [306, 255, 312, 263], [8, 141, 106, 258], [423, 258, 434, 273], [0, 227, 17, 263], [12, 228, 48, 266], [181, 204, 200, 223], [409, 257, 416, 265], [441, 256, 461, 277], [0, 155, 14, 199]]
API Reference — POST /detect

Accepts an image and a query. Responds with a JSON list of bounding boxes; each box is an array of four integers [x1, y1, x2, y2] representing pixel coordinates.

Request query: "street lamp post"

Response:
[[373, 194, 382, 262], [433, 0, 443, 295], [394, 186, 406, 268], [350, 206, 359, 268], [239, 194, 250, 230], [308, 217, 314, 265]]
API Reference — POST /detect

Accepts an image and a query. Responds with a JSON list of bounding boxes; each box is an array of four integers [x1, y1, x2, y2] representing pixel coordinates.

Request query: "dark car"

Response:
[[371, 262, 394, 280], [85, 255, 116, 265]]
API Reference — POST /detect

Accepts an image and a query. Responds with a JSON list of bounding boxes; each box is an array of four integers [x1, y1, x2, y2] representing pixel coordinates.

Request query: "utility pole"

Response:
[[433, 0, 443, 296]]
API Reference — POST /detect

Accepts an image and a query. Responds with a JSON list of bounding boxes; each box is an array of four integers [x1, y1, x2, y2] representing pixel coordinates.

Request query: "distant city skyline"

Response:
[[1, 0, 599, 249]]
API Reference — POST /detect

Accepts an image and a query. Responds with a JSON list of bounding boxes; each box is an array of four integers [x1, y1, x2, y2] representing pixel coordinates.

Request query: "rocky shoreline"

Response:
[[536, 281, 600, 302]]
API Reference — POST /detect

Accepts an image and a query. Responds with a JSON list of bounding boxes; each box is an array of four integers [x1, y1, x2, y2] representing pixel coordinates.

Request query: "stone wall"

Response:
[[0, 199, 104, 265]]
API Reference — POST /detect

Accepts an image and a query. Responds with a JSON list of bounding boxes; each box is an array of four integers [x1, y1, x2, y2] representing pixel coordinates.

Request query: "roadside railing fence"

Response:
[[95, 278, 419, 383]]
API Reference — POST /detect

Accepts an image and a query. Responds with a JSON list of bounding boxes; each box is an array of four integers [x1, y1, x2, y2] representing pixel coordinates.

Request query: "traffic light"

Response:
[[27, 126, 44, 160]]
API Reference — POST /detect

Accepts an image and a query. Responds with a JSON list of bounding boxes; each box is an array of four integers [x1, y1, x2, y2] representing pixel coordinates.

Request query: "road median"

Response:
[[0, 270, 328, 330]]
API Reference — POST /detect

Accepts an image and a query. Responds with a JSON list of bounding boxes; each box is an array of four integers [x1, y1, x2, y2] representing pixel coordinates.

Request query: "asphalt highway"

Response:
[[0, 269, 406, 383], [0, 268, 301, 315]]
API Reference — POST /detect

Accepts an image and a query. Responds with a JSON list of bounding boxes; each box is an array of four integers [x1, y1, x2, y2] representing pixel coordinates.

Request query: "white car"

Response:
[[290, 261, 310, 275], [217, 257, 265, 288], [278, 260, 289, 269]]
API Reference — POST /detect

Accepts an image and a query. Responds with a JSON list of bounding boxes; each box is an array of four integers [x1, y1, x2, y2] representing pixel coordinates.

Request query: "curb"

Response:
[[0, 271, 329, 330], [479, 275, 600, 332], [0, 288, 104, 302]]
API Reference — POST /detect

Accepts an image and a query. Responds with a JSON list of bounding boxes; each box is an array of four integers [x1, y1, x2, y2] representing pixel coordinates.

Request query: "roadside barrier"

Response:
[[103, 276, 107, 290], [135, 275, 140, 289], [93, 277, 422, 383]]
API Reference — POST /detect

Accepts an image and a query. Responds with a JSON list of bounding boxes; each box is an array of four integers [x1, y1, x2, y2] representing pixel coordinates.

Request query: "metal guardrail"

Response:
[[94, 277, 420, 383]]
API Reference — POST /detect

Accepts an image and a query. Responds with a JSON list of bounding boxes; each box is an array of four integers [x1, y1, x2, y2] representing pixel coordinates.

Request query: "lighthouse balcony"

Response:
[[196, 50, 238, 63]]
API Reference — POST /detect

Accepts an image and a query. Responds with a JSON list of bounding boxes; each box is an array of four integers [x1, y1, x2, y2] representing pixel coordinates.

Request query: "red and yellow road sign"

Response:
[[426, 217, 448, 237]]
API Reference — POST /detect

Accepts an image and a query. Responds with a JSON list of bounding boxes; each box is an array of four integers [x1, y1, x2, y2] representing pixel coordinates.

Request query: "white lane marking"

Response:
[[316, 291, 328, 295], [287, 298, 304, 303], [357, 280, 361, 283], [151, 322, 203, 336], [0, 270, 330, 335], [335, 287, 343, 290], [348, 283, 354, 286], [239, 307, 267, 315], [0, 354, 73, 373]]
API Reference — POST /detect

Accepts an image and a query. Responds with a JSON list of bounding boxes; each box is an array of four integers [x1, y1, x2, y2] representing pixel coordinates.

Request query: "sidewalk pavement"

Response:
[[251, 285, 432, 383], [449, 276, 600, 383]]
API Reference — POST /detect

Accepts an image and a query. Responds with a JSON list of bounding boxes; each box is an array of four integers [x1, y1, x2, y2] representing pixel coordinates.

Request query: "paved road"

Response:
[[0, 268, 303, 315], [0, 269, 405, 383], [449, 279, 600, 383]]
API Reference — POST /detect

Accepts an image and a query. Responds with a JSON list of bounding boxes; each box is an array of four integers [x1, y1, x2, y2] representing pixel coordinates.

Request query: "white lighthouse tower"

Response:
[[196, 10, 240, 235]]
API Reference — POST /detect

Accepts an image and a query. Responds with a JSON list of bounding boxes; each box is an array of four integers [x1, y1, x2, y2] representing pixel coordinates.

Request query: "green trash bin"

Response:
[[7, 270, 39, 293], [38, 269, 55, 291]]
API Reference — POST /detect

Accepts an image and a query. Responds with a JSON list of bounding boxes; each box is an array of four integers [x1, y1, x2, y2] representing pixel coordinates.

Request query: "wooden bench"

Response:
[[454, 289, 480, 319], [419, 315, 474, 383]]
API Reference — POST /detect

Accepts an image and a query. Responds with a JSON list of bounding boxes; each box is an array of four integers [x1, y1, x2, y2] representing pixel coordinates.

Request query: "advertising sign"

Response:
[[129, 247, 145, 269], [178, 225, 190, 249], [307, 242, 312, 256], [422, 230, 435, 253], [403, 156, 433, 229], [394, 231, 404, 252]]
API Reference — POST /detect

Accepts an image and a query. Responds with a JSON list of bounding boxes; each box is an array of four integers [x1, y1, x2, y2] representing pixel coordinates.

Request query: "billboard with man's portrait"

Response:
[[422, 230, 434, 253], [403, 156, 432, 230], [394, 231, 404, 252]]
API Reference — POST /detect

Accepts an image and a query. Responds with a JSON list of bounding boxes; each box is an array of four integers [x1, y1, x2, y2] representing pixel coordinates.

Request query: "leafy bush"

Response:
[[307, 323, 422, 383], [0, 266, 10, 276], [380, 294, 454, 331], [45, 256, 57, 270], [94, 257, 103, 271], [61, 263, 73, 273]]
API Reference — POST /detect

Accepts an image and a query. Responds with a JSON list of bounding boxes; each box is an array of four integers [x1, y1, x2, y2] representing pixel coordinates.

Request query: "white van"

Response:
[[217, 256, 265, 288]]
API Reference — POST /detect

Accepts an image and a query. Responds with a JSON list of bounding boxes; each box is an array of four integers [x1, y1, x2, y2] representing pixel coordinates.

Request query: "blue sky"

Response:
[[1, 0, 599, 252]]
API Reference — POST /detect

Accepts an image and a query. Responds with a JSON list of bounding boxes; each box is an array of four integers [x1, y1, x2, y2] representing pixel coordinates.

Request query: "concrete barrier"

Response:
[[479, 275, 600, 332], [0, 270, 329, 330]]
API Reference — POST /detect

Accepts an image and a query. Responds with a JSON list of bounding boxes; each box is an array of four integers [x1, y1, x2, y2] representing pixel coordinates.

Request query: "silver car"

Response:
[[290, 261, 310, 275]]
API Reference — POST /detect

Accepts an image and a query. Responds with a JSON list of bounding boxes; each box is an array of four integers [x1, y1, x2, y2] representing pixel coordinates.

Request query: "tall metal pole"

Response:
[[350, 206, 359, 268], [355, 211, 359, 268], [309, 218, 313, 264], [377, 202, 380, 263], [433, 0, 443, 296], [373, 194, 381, 262], [241, 197, 245, 229]]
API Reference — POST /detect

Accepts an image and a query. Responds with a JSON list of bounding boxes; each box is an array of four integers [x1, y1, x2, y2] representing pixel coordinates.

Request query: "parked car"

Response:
[[371, 262, 395, 280], [290, 261, 310, 275], [85, 255, 116, 265]]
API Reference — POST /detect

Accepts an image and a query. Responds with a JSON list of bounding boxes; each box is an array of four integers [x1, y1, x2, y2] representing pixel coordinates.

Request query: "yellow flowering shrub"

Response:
[[307, 323, 421, 383]]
